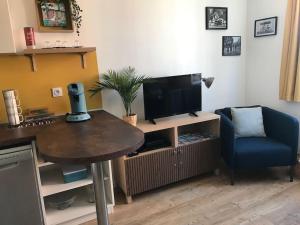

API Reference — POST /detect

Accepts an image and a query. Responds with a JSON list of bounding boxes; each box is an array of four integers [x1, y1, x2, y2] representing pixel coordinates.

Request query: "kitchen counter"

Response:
[[0, 124, 40, 149], [0, 111, 144, 158]]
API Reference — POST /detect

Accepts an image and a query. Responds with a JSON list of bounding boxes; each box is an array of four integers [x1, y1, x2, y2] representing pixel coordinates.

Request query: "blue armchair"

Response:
[[215, 106, 299, 185]]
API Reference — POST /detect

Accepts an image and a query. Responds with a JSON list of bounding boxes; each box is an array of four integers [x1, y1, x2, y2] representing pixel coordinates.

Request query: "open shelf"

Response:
[[178, 133, 218, 146], [35, 152, 115, 225], [177, 119, 220, 138], [21, 47, 96, 72], [40, 167, 94, 197], [45, 188, 114, 225], [22, 47, 96, 55], [37, 157, 54, 168], [125, 147, 173, 160], [0, 53, 17, 56], [39, 161, 55, 168]]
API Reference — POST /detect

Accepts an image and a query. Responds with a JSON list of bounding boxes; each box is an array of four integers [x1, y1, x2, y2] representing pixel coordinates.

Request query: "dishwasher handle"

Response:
[[0, 149, 33, 168], [0, 162, 19, 172]]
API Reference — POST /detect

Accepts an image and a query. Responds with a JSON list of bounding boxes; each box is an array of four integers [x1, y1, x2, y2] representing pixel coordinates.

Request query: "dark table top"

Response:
[[0, 125, 39, 149], [0, 111, 144, 163]]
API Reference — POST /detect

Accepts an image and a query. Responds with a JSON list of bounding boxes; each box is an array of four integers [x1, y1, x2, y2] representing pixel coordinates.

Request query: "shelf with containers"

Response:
[[35, 152, 114, 225]]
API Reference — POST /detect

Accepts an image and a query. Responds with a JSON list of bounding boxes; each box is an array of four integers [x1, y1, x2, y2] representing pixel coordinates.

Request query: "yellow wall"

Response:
[[0, 52, 102, 123]]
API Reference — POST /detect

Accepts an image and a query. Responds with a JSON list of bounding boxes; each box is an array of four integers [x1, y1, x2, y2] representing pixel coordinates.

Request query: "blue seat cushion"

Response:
[[235, 137, 293, 169]]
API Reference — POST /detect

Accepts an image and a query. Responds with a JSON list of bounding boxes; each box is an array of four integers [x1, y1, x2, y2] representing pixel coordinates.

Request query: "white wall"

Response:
[[97, 0, 248, 118], [3, 0, 248, 119], [246, 0, 300, 122], [0, 0, 16, 53], [6, 0, 102, 50]]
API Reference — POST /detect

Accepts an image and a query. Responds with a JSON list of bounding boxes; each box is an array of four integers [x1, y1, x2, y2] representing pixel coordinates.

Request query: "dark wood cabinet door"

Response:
[[177, 139, 220, 181], [125, 148, 178, 196]]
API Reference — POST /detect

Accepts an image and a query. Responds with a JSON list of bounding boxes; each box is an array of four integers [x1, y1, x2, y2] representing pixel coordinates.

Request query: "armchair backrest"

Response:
[[216, 105, 261, 121]]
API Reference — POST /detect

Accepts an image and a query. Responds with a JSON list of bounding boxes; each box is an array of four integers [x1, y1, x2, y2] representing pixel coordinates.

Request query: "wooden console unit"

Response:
[[114, 112, 220, 203]]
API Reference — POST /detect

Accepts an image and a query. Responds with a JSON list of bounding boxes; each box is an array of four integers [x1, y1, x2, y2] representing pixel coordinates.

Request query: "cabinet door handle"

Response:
[[179, 161, 183, 165], [0, 162, 19, 172], [174, 163, 177, 167]]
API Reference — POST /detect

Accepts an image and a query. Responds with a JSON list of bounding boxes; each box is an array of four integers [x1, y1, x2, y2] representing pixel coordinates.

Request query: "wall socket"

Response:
[[52, 87, 63, 97]]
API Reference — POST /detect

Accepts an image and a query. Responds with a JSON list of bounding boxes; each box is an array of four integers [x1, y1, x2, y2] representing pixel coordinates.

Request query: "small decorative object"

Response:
[[62, 165, 88, 183], [36, 0, 82, 35], [24, 27, 36, 49], [86, 185, 95, 203], [222, 36, 241, 56], [254, 17, 278, 37], [201, 77, 215, 88], [89, 67, 148, 126], [47, 192, 77, 210], [206, 7, 228, 30]]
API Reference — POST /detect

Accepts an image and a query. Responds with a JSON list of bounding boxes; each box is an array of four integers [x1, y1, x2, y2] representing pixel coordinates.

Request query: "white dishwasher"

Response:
[[0, 144, 44, 225]]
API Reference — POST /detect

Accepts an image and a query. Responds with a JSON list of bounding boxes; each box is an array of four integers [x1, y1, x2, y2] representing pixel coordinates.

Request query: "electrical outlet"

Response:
[[52, 87, 63, 97]]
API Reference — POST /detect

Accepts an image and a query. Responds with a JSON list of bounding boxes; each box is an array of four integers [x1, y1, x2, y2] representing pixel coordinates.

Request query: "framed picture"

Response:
[[222, 36, 241, 56], [254, 17, 278, 37], [35, 0, 73, 33], [206, 7, 228, 30]]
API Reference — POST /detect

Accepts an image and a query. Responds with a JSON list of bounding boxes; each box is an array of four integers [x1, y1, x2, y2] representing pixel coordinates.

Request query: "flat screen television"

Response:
[[143, 74, 202, 122]]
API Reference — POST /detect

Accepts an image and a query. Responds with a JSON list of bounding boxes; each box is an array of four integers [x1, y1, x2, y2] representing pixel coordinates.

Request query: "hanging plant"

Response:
[[70, 0, 82, 36], [39, 0, 83, 36]]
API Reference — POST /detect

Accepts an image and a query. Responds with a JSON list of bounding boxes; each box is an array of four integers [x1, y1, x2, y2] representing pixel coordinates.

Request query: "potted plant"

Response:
[[89, 67, 148, 126]]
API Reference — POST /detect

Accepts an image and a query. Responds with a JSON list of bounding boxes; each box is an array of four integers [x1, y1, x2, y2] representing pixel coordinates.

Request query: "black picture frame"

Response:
[[206, 7, 228, 30], [222, 36, 241, 56], [254, 17, 278, 37]]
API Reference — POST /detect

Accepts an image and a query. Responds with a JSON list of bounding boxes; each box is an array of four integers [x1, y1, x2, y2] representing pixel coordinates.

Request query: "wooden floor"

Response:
[[83, 166, 300, 225]]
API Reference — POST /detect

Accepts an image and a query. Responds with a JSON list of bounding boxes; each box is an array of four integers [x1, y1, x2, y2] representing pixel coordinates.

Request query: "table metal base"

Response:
[[91, 162, 109, 225]]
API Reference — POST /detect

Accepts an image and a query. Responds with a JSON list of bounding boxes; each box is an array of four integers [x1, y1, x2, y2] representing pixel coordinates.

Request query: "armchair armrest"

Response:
[[215, 110, 236, 168], [262, 107, 299, 163]]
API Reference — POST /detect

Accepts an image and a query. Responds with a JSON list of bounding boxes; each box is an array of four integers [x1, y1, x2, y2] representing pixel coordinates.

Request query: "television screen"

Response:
[[143, 74, 202, 121]]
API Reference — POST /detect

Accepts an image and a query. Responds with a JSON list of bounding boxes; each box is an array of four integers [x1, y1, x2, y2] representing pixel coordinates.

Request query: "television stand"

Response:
[[189, 112, 199, 117], [149, 119, 156, 125], [114, 112, 220, 203]]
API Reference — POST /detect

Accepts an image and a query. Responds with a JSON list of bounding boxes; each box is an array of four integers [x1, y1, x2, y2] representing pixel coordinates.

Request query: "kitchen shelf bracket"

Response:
[[22, 47, 96, 72]]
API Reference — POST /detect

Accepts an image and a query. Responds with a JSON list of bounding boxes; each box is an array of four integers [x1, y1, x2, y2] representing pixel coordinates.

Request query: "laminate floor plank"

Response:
[[82, 166, 300, 225]]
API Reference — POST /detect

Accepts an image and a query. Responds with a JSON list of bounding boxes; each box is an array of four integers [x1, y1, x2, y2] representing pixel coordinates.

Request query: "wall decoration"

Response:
[[222, 36, 241, 56], [206, 7, 228, 30], [254, 17, 278, 37], [36, 0, 82, 35]]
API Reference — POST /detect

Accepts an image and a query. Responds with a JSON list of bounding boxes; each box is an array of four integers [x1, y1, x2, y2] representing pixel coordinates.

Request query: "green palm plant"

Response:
[[89, 67, 148, 116]]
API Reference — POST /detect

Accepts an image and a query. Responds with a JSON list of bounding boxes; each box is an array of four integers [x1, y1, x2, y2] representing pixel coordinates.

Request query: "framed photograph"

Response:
[[35, 0, 73, 33], [254, 17, 278, 37], [206, 7, 228, 30], [222, 36, 241, 56]]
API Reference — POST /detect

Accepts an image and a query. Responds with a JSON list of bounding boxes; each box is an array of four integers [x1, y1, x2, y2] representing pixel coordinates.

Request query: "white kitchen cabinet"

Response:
[[0, 0, 16, 53]]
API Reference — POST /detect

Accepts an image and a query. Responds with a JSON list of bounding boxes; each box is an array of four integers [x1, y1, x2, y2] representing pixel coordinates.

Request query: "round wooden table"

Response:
[[37, 111, 144, 225]]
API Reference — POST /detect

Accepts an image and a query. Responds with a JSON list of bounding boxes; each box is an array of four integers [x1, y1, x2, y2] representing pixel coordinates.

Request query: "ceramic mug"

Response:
[[2, 89, 23, 126], [6, 106, 22, 115], [2, 89, 19, 99], [4, 98, 21, 109], [3, 90, 21, 108], [7, 114, 24, 126]]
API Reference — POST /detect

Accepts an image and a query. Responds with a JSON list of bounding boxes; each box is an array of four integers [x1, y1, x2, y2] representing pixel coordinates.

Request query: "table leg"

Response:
[[91, 162, 109, 225]]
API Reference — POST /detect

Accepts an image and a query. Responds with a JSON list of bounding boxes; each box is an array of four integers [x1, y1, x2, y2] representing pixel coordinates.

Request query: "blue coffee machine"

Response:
[[66, 83, 91, 122]]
